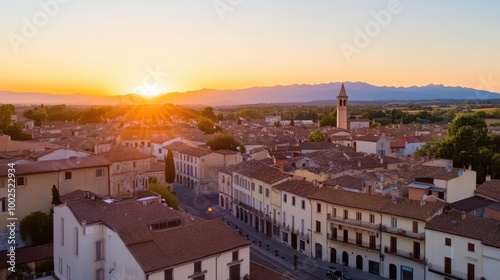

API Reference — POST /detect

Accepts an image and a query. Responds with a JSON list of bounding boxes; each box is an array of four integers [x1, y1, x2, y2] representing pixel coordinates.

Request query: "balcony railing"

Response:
[[327, 213, 381, 231], [327, 233, 380, 251], [381, 225, 425, 240], [384, 246, 425, 263], [427, 263, 472, 280]]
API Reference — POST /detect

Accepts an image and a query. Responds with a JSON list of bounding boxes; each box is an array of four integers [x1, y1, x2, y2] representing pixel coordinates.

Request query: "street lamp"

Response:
[[208, 207, 212, 220]]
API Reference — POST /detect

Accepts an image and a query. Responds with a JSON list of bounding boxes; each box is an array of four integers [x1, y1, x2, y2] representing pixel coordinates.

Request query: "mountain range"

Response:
[[2, 82, 499, 107]]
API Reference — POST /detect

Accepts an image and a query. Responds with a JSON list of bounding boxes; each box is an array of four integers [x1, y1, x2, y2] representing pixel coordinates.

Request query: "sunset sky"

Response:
[[1, 0, 499, 97]]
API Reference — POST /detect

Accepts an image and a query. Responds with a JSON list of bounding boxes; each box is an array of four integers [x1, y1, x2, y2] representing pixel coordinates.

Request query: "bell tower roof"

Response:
[[338, 83, 347, 97]]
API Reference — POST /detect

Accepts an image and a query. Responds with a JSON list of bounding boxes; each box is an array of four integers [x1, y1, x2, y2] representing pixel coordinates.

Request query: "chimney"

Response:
[[461, 211, 466, 220], [357, 161, 361, 168], [485, 175, 491, 181]]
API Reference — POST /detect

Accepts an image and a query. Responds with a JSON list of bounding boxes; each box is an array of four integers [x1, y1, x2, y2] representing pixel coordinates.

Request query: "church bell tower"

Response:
[[336, 83, 348, 129]]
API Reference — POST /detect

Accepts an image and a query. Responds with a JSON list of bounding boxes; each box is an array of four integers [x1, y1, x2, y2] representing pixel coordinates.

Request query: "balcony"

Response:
[[384, 246, 425, 263], [327, 213, 381, 231], [327, 233, 380, 252], [381, 225, 425, 240], [427, 263, 471, 280]]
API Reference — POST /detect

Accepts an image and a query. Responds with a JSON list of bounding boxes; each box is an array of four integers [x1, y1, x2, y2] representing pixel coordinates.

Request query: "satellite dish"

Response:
[[458, 170, 463, 177], [422, 194, 428, 200]]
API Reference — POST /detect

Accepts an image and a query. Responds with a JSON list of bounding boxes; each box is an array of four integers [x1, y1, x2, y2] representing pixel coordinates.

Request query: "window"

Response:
[[343, 230, 348, 242], [413, 242, 421, 259], [391, 217, 397, 228], [133, 162, 137, 169], [444, 257, 451, 274], [259, 185, 263, 194], [315, 221, 321, 233], [292, 196, 296, 206], [301, 200, 305, 210], [1, 197, 6, 212], [369, 214, 375, 223], [265, 188, 269, 198], [445, 237, 451, 246], [95, 168, 104, 178], [251, 182, 255, 191], [332, 228, 337, 239], [65, 171, 72, 180], [116, 164, 120, 171], [61, 218, 64, 246], [164, 269, 173, 280], [412, 221, 418, 233], [282, 232, 288, 242], [74, 228, 78, 255], [283, 194, 287, 203], [343, 209, 348, 219], [96, 269, 104, 280], [16, 176, 27, 186], [232, 250, 239, 261], [333, 208, 337, 217], [317, 203, 322, 213], [390, 236, 397, 253], [194, 261, 202, 273], [468, 243, 475, 252], [369, 235, 376, 249], [96, 241, 104, 260], [356, 232, 362, 245], [356, 212, 362, 221], [67, 265, 71, 280], [300, 240, 305, 250]]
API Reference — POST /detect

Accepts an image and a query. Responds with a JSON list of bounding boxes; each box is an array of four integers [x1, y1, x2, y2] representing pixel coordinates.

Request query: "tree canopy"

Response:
[[149, 182, 179, 210], [206, 133, 245, 153], [197, 117, 222, 134], [414, 114, 500, 183], [164, 150, 176, 184], [20, 211, 53, 246], [308, 129, 326, 142]]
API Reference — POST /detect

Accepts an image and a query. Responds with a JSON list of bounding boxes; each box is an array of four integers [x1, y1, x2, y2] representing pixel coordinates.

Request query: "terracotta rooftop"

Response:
[[274, 179, 319, 197], [309, 188, 446, 221], [324, 175, 366, 190], [299, 142, 341, 150], [425, 210, 500, 248], [164, 142, 213, 157], [0, 155, 111, 177], [475, 179, 500, 202], [101, 145, 152, 162], [220, 160, 290, 185], [62, 193, 249, 272]]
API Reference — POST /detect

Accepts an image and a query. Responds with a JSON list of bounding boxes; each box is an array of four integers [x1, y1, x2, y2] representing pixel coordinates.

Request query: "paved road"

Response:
[[174, 184, 386, 280]]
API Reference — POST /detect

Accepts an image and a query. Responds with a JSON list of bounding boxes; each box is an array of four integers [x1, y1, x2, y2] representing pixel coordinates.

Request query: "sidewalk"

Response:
[[215, 206, 387, 280]]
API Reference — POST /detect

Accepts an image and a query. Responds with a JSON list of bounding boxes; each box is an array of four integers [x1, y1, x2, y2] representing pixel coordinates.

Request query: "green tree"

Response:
[[308, 129, 326, 142], [0, 104, 15, 130], [491, 153, 500, 179], [201, 106, 217, 121], [20, 211, 53, 246], [206, 133, 245, 152], [51, 185, 61, 206], [274, 121, 282, 127], [290, 118, 295, 126], [198, 117, 217, 134], [319, 110, 337, 127], [164, 150, 176, 184], [3, 122, 32, 140], [149, 182, 179, 210]]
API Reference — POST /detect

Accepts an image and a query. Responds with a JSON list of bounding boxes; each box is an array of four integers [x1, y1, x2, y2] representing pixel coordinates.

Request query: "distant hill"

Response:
[[2, 82, 499, 106]]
